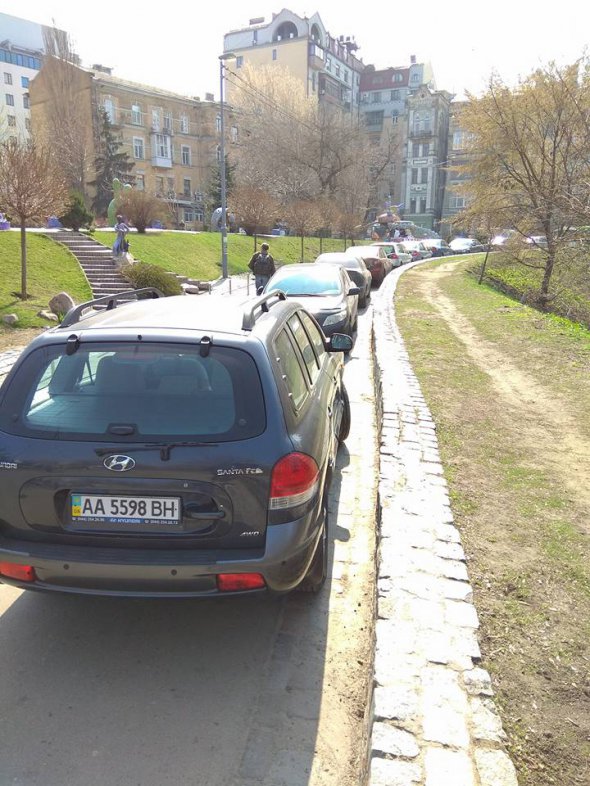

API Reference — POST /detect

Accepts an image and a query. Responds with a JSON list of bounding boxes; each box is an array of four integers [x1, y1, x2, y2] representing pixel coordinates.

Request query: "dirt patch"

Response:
[[396, 262, 590, 786], [0, 327, 44, 352], [421, 262, 590, 522]]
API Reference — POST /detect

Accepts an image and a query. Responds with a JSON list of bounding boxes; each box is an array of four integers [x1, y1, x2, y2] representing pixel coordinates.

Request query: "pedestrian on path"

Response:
[[113, 215, 130, 257], [248, 243, 276, 292]]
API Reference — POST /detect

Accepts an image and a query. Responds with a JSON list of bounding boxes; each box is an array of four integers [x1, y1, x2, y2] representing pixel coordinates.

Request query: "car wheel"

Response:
[[359, 293, 367, 308], [298, 500, 328, 593], [337, 384, 351, 444]]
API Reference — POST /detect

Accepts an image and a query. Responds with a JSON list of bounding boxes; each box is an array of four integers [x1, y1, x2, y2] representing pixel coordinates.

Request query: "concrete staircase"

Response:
[[49, 231, 135, 300]]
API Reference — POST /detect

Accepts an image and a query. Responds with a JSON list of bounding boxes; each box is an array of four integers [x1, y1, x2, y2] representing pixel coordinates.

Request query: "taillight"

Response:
[[270, 453, 319, 510], [391, 254, 399, 259], [217, 573, 266, 592], [0, 562, 36, 582]]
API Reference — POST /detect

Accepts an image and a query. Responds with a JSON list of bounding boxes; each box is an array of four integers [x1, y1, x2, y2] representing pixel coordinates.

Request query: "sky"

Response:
[[2, 1, 590, 101]]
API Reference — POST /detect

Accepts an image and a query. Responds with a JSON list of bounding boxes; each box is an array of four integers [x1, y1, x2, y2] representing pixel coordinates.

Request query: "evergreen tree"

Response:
[[91, 109, 134, 217], [206, 155, 235, 212]]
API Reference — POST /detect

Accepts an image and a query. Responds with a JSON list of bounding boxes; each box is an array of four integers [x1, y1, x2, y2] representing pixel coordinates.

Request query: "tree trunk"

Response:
[[478, 240, 492, 285], [20, 222, 27, 299], [540, 253, 555, 309], [300, 234, 304, 263]]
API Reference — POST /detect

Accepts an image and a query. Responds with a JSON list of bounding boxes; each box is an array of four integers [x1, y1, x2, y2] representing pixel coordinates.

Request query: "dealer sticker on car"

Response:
[[71, 494, 181, 525]]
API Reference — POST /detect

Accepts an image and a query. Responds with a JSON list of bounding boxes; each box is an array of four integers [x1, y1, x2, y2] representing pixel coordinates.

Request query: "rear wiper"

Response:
[[95, 442, 219, 461]]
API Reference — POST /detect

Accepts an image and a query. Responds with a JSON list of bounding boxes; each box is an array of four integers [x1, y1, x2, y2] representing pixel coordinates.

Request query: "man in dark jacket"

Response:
[[248, 243, 276, 292]]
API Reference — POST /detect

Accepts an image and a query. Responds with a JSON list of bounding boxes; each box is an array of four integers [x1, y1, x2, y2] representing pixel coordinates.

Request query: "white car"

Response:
[[449, 237, 486, 254]]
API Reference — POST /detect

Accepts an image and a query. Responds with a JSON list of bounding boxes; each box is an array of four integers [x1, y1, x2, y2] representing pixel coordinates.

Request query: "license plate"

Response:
[[71, 494, 181, 527]]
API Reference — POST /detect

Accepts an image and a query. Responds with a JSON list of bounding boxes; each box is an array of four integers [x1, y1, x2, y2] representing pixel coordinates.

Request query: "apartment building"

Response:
[[30, 62, 230, 228], [0, 12, 57, 141], [223, 9, 364, 112], [440, 101, 471, 237]]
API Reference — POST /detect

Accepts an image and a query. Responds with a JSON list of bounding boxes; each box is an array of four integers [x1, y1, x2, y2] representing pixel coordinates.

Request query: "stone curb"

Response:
[[367, 264, 519, 786]]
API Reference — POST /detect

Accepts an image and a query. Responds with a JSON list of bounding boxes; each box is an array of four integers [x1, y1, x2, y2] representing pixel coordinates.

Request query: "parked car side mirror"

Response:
[[328, 333, 353, 353], [348, 287, 361, 296]]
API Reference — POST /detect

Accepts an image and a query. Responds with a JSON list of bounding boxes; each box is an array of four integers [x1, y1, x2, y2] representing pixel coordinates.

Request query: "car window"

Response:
[[299, 311, 326, 365], [267, 269, 342, 296], [288, 313, 319, 384], [273, 329, 308, 410], [2, 343, 265, 442]]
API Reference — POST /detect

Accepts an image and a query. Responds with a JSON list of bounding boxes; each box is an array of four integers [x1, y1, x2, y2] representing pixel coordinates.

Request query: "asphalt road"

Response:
[[0, 303, 377, 786]]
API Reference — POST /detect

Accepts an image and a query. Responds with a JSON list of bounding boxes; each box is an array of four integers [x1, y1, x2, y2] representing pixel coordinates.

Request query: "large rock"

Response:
[[49, 292, 75, 315], [2, 314, 18, 326]]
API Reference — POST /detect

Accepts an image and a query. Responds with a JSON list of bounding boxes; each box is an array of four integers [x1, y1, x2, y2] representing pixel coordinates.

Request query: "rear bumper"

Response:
[[0, 516, 322, 597]]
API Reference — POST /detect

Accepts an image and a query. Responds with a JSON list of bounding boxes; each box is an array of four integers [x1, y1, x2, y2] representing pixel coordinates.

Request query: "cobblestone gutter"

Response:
[[367, 266, 519, 786]]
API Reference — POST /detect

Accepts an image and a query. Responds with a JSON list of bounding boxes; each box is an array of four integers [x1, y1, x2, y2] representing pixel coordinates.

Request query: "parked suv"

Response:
[[0, 289, 352, 597]]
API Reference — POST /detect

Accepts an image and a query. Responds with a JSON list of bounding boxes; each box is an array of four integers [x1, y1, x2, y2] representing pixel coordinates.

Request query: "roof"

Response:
[[91, 70, 212, 104], [360, 67, 410, 91]]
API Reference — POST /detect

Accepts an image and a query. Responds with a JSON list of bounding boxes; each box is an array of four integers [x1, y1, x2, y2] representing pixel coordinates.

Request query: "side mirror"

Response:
[[257, 286, 264, 295], [348, 287, 361, 296], [328, 333, 353, 353]]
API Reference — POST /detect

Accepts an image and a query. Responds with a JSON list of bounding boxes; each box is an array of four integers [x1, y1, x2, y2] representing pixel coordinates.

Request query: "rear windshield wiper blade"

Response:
[[95, 442, 218, 461]]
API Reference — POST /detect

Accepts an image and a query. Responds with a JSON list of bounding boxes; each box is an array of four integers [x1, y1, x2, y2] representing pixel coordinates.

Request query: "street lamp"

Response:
[[219, 52, 236, 279]]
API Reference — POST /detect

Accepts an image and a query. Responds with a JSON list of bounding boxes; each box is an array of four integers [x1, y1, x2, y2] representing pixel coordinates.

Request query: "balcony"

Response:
[[152, 155, 172, 168]]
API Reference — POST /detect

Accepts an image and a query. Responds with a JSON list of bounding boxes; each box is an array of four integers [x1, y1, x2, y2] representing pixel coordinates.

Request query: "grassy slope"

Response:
[[0, 233, 92, 328], [92, 231, 351, 277], [395, 258, 590, 786]]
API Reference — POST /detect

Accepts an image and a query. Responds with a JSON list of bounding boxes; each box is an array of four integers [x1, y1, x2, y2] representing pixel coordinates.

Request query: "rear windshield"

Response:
[[0, 342, 265, 442], [267, 269, 341, 296]]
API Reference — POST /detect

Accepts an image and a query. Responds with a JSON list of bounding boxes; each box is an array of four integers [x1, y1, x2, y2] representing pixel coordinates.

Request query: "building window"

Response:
[[411, 169, 418, 185], [390, 90, 400, 100], [181, 145, 191, 165], [163, 111, 172, 132], [155, 176, 164, 194], [5, 93, 14, 106], [412, 143, 420, 157], [326, 56, 331, 71], [449, 196, 466, 209], [335, 64, 340, 78], [103, 98, 115, 123], [184, 209, 194, 222], [25, 117, 31, 131], [394, 73, 403, 83], [7, 114, 16, 126], [312, 72, 316, 92], [4, 72, 12, 85], [421, 168, 428, 184], [364, 110, 384, 127], [453, 130, 468, 149], [183, 178, 191, 196], [230, 125, 238, 143], [23, 95, 29, 109], [133, 137, 144, 159], [131, 104, 142, 124], [21, 76, 29, 88], [135, 174, 145, 191], [216, 144, 221, 163], [216, 114, 221, 133], [152, 108, 160, 131], [167, 177, 175, 193], [410, 198, 416, 213], [180, 114, 189, 133], [344, 70, 349, 83], [154, 133, 171, 158], [412, 73, 420, 81], [422, 143, 430, 156], [420, 197, 427, 213], [236, 56, 243, 68], [371, 91, 381, 103], [272, 49, 277, 61]]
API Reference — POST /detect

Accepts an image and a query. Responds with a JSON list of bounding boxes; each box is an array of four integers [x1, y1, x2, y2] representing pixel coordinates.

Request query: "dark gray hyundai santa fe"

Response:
[[0, 289, 352, 597]]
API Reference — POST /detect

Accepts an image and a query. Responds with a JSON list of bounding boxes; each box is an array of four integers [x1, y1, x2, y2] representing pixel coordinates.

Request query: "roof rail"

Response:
[[241, 290, 287, 331], [59, 288, 163, 329]]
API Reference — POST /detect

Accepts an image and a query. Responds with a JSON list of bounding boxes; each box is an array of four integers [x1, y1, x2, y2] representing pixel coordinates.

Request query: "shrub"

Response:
[[121, 262, 182, 297], [59, 191, 94, 231], [116, 190, 166, 233]]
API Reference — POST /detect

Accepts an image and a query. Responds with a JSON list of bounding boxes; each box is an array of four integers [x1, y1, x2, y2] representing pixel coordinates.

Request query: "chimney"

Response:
[[410, 55, 416, 64]]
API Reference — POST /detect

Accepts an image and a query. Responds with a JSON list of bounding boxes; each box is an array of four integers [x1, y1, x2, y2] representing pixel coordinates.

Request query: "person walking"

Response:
[[248, 243, 276, 292], [113, 215, 130, 257]]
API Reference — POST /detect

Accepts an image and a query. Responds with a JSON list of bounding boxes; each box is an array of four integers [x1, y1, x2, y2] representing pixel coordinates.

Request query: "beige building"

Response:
[[223, 9, 364, 112], [30, 62, 231, 228]]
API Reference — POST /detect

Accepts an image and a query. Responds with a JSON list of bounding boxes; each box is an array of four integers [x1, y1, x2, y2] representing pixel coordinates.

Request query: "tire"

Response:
[[337, 384, 351, 444], [298, 501, 328, 593], [359, 293, 367, 308]]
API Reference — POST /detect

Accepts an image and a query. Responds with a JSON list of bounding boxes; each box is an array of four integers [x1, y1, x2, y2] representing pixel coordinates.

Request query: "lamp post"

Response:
[[219, 53, 236, 279]]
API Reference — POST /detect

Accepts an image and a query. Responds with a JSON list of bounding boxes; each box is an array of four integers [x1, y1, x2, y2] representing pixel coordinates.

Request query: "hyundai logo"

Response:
[[104, 455, 136, 472]]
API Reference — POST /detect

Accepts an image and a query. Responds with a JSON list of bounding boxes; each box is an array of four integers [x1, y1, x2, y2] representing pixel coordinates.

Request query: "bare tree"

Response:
[[0, 137, 69, 298], [116, 189, 165, 234], [228, 184, 279, 237], [37, 26, 92, 195], [455, 61, 590, 307], [285, 200, 323, 261]]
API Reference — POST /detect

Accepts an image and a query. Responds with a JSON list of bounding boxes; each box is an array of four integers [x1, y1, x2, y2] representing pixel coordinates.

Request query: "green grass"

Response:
[[0, 233, 92, 327], [395, 260, 590, 786], [92, 231, 351, 278]]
